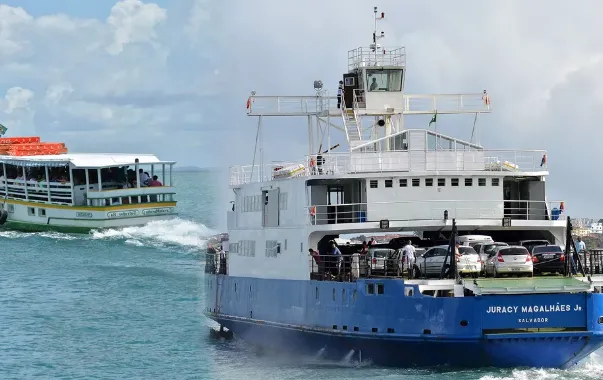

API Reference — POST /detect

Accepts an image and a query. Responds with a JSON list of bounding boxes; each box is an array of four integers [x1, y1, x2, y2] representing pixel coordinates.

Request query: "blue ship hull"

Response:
[[204, 275, 603, 368]]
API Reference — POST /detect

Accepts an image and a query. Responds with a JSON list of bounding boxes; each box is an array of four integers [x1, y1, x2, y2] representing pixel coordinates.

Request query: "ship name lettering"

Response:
[[486, 304, 574, 314]]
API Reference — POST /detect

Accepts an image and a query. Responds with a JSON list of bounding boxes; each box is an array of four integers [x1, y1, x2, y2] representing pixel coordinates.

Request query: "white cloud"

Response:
[[106, 0, 167, 55], [0, 0, 218, 166], [217, 0, 603, 217]]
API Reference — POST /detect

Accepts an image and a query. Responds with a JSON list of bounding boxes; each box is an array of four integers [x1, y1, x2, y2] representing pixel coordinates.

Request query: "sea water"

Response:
[[0, 169, 602, 379]]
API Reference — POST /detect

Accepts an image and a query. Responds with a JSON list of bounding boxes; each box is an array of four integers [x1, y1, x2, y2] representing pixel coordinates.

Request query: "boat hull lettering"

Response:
[[107, 210, 139, 218]]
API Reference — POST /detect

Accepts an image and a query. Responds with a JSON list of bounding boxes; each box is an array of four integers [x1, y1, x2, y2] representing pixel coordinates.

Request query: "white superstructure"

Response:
[[226, 8, 566, 281], [0, 152, 177, 232]]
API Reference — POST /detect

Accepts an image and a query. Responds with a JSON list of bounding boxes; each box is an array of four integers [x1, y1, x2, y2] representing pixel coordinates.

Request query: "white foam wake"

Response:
[[90, 218, 216, 252]]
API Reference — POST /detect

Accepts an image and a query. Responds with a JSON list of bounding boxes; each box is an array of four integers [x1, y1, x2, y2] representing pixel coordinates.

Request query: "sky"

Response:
[[1, 0, 602, 217]]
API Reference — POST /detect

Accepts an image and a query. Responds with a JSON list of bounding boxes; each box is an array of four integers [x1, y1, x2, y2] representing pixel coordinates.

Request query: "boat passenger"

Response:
[[330, 241, 343, 278], [149, 175, 162, 187], [360, 241, 368, 255], [337, 80, 344, 109], [369, 77, 378, 91], [308, 248, 322, 275], [402, 240, 416, 278], [139, 169, 150, 186]]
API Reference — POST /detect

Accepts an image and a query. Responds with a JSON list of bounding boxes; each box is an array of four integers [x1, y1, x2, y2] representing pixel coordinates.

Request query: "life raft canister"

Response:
[[310, 206, 316, 216], [310, 157, 315, 167]]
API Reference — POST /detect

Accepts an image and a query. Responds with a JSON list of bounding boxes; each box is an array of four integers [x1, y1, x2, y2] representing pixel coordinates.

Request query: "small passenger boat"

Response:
[[0, 136, 177, 233]]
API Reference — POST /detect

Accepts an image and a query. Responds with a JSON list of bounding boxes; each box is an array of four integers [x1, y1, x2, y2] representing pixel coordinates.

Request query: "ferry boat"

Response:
[[205, 8, 603, 368], [0, 136, 177, 233]]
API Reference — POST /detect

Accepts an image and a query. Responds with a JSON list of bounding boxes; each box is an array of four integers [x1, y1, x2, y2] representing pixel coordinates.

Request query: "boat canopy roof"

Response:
[[0, 153, 176, 169]]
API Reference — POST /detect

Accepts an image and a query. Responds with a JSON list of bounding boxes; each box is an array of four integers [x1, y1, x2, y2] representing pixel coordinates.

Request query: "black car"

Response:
[[531, 245, 565, 274]]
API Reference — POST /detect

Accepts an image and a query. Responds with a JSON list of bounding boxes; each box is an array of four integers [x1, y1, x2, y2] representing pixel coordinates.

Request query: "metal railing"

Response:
[[306, 199, 565, 225], [348, 47, 406, 70], [246, 95, 334, 116], [0, 178, 73, 205], [85, 186, 176, 206], [205, 252, 228, 275], [229, 149, 548, 186], [403, 93, 491, 114]]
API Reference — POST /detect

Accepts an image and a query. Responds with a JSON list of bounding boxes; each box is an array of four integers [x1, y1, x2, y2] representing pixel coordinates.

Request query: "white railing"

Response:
[[85, 186, 176, 206], [348, 47, 406, 70], [0, 178, 73, 205], [403, 93, 491, 114], [246, 95, 335, 116], [229, 150, 548, 186], [305, 199, 566, 226]]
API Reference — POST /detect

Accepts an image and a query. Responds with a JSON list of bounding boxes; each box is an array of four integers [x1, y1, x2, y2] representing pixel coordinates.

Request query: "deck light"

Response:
[[313, 80, 323, 91], [444, 210, 448, 221], [381, 12, 385, 18]]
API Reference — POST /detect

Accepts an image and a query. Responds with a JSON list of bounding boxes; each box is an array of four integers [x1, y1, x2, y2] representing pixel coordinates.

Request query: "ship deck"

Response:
[[462, 277, 594, 295]]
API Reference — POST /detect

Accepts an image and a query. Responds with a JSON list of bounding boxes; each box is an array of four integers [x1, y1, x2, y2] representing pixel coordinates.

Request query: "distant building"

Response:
[[574, 227, 591, 237], [589, 223, 603, 234]]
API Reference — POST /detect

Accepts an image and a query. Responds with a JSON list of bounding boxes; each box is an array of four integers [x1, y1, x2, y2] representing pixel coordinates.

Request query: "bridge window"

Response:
[[451, 178, 459, 187], [438, 178, 446, 186], [385, 179, 393, 188], [425, 178, 433, 187], [399, 179, 407, 187], [366, 69, 403, 92]]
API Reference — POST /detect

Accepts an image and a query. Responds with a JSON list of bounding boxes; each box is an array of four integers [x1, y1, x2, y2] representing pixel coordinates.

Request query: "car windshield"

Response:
[[458, 246, 477, 255], [372, 249, 393, 258], [484, 243, 507, 254], [499, 247, 529, 256], [533, 245, 562, 253]]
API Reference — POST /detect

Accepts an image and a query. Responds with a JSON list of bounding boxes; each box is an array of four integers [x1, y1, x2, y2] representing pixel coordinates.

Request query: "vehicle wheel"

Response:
[[472, 272, 479, 279], [412, 265, 421, 279]]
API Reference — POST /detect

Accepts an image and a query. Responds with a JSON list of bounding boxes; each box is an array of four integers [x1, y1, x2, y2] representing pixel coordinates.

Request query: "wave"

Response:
[[90, 218, 216, 252]]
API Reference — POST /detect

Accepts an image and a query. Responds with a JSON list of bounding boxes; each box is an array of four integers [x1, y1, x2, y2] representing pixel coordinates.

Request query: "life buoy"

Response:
[[310, 206, 316, 217], [0, 209, 7, 225]]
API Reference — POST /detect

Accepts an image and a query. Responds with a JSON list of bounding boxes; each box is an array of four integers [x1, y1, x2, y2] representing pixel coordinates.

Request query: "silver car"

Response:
[[484, 246, 533, 277], [473, 242, 509, 274], [417, 245, 481, 278]]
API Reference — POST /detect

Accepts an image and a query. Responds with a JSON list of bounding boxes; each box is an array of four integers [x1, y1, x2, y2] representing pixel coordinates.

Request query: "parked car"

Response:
[[416, 245, 481, 278], [531, 245, 565, 274], [519, 239, 550, 253], [367, 248, 397, 275], [473, 242, 509, 274], [484, 246, 533, 277]]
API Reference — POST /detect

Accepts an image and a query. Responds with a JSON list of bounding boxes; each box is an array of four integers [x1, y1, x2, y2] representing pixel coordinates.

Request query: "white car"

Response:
[[473, 242, 509, 274], [417, 245, 481, 278], [367, 248, 396, 275], [484, 246, 533, 278]]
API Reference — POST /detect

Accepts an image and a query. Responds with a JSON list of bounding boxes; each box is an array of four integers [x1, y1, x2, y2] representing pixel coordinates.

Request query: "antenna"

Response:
[[372, 6, 386, 63]]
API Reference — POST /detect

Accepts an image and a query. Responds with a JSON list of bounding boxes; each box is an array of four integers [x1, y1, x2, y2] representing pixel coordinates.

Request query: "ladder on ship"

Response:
[[341, 102, 362, 147]]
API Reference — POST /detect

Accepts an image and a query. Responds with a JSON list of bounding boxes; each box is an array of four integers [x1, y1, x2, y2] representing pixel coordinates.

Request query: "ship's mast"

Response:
[[371, 6, 386, 62]]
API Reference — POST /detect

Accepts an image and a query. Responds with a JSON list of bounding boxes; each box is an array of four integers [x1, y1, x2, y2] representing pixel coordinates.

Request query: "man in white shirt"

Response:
[[139, 169, 150, 186], [402, 240, 416, 278]]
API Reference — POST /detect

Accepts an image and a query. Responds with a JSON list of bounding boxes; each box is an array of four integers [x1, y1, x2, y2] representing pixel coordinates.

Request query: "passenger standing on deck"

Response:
[[574, 237, 586, 274], [402, 240, 416, 278], [331, 241, 343, 279], [337, 80, 344, 109]]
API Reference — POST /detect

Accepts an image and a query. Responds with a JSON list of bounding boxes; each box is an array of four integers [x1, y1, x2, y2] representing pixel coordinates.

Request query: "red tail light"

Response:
[[497, 254, 504, 263], [526, 254, 532, 263], [560, 254, 565, 262], [372, 258, 376, 264]]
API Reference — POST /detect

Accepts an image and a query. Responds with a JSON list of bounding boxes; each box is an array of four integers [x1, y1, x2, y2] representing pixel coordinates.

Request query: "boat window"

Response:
[[412, 178, 420, 187], [399, 179, 407, 187], [425, 178, 433, 187], [484, 243, 507, 254], [377, 284, 384, 294], [478, 178, 486, 186], [369, 180, 378, 188], [451, 178, 459, 187], [438, 178, 445, 187], [465, 178, 473, 186], [532, 245, 562, 253], [328, 186, 344, 205], [366, 69, 403, 92], [492, 178, 500, 186], [385, 179, 393, 188]]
